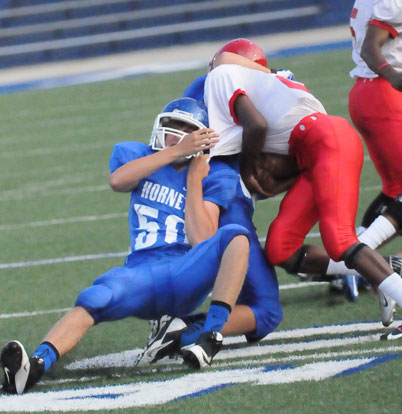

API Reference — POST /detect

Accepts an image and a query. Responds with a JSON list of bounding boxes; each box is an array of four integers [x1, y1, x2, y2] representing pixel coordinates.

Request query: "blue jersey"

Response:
[[183, 74, 207, 103], [109, 142, 238, 263]]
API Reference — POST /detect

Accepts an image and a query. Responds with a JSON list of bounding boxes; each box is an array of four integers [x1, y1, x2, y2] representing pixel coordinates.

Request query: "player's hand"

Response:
[[240, 157, 274, 198], [388, 72, 402, 92], [174, 128, 219, 158], [188, 154, 210, 181]]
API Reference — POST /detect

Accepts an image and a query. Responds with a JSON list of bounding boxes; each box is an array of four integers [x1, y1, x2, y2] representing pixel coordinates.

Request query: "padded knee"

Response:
[[281, 246, 308, 275], [217, 224, 250, 251], [361, 192, 392, 228], [384, 193, 402, 228], [75, 285, 113, 314], [246, 304, 283, 343], [342, 242, 367, 269]]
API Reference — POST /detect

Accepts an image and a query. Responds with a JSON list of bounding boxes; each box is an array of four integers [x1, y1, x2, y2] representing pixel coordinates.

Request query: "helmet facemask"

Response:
[[150, 100, 209, 161]]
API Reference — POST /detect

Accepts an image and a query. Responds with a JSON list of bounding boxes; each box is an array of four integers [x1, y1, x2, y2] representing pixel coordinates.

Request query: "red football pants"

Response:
[[349, 77, 402, 198], [266, 113, 363, 264]]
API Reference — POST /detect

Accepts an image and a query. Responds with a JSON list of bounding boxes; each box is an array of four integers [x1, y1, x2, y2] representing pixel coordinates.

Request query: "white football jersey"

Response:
[[205, 64, 326, 156], [350, 0, 402, 79]]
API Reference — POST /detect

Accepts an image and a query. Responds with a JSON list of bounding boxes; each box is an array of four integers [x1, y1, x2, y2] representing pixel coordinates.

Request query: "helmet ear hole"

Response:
[[160, 117, 170, 127], [214, 38, 268, 68]]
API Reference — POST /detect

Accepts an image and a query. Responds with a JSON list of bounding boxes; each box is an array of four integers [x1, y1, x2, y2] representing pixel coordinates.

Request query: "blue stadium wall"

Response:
[[0, 0, 354, 68]]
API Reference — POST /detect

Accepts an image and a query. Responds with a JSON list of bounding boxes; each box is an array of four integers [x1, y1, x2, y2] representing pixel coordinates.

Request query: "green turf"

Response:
[[0, 48, 401, 413]]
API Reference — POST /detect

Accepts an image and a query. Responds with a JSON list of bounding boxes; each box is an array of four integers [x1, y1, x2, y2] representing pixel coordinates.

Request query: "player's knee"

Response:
[[361, 192, 392, 227], [259, 306, 283, 336], [341, 242, 368, 269], [247, 304, 283, 342], [217, 224, 250, 251], [75, 285, 113, 315], [276, 246, 307, 274], [265, 222, 303, 266], [384, 193, 402, 229]]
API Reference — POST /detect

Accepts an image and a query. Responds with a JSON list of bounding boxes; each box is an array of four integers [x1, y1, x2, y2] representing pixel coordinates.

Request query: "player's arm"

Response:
[[255, 153, 299, 196], [232, 94, 270, 195], [361, 24, 402, 91], [185, 154, 220, 246], [211, 52, 271, 73], [109, 129, 217, 192]]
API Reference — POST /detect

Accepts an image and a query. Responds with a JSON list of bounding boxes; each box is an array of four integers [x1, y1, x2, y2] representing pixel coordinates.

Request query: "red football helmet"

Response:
[[211, 38, 268, 69]]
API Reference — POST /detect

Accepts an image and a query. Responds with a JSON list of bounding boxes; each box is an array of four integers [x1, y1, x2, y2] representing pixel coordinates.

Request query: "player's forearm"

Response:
[[109, 147, 179, 192], [185, 178, 217, 246], [360, 23, 402, 87], [260, 176, 296, 196]]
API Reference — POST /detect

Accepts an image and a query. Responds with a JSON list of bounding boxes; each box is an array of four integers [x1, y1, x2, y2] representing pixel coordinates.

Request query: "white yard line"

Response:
[[64, 328, 391, 370], [0, 213, 126, 231], [0, 308, 71, 319], [0, 184, 110, 201], [0, 251, 127, 269]]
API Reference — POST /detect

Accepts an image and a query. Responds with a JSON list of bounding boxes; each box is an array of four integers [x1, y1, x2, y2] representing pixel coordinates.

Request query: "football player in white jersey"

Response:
[[349, 0, 402, 338], [0, 98, 251, 394], [203, 39, 402, 329]]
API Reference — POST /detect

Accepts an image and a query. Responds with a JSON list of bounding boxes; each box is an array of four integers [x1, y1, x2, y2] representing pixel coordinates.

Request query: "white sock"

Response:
[[378, 273, 402, 307], [358, 215, 396, 249], [325, 217, 395, 276], [326, 259, 360, 275], [356, 226, 366, 236]]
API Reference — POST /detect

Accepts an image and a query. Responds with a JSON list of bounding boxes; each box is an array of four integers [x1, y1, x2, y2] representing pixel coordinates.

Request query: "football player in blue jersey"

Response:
[[136, 43, 286, 367], [0, 97, 252, 394]]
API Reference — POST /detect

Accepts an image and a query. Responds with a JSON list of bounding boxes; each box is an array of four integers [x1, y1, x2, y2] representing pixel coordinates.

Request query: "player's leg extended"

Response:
[[41, 307, 95, 357], [1, 305, 95, 394]]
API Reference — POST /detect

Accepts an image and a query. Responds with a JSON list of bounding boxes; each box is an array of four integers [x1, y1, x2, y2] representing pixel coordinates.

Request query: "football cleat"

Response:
[[384, 255, 402, 276], [380, 324, 402, 341], [181, 331, 223, 370], [344, 275, 359, 302], [136, 316, 187, 367], [1, 341, 44, 394], [378, 290, 396, 327]]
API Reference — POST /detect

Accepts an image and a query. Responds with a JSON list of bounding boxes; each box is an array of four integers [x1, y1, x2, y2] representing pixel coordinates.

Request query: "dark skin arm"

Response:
[[233, 94, 267, 194], [254, 152, 299, 196], [233, 94, 299, 196], [361, 24, 402, 91]]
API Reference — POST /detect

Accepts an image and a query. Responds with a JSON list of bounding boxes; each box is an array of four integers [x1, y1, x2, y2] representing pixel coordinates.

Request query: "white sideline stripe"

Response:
[[65, 321, 392, 370], [0, 251, 127, 269], [0, 358, 381, 411], [65, 334, 378, 370], [0, 213, 126, 231], [215, 345, 402, 369], [218, 334, 378, 360], [224, 320, 398, 345], [0, 184, 110, 201], [53, 346, 402, 382], [279, 281, 328, 290], [0, 308, 71, 319]]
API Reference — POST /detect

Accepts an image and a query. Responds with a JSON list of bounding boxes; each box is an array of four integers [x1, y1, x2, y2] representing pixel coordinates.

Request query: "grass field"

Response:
[[0, 48, 401, 413]]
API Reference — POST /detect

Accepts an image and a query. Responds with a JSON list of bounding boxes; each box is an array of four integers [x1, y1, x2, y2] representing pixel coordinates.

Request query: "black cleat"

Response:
[[181, 331, 223, 370], [1, 341, 44, 394], [136, 316, 187, 366]]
